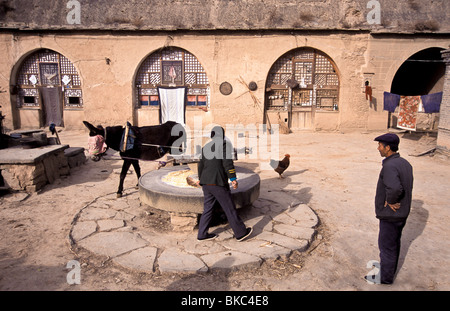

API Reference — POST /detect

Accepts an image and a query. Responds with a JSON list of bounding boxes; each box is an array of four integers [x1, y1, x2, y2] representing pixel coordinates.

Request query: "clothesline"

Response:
[[383, 91, 442, 114], [383, 91, 442, 131]]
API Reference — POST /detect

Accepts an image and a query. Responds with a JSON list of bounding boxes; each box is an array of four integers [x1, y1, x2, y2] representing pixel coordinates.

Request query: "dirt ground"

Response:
[[0, 128, 449, 292]]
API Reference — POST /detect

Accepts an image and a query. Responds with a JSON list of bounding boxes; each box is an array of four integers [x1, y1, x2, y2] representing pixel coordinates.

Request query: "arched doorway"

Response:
[[265, 47, 339, 130], [391, 47, 445, 96], [14, 49, 83, 128], [389, 47, 445, 130], [135, 47, 210, 126]]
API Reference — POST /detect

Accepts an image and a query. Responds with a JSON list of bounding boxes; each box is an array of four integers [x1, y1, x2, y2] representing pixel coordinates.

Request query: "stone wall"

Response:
[[437, 49, 450, 153], [1, 0, 449, 33]]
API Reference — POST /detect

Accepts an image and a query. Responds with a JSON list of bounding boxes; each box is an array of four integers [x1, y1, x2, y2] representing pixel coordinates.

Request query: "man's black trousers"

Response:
[[378, 219, 406, 284], [198, 185, 247, 239]]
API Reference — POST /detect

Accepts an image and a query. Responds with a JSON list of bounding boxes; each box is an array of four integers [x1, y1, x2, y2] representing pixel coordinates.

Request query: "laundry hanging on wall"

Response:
[[365, 82, 372, 102], [383, 92, 401, 112], [158, 87, 186, 125], [397, 95, 421, 131], [420, 92, 443, 113], [384, 91, 443, 114]]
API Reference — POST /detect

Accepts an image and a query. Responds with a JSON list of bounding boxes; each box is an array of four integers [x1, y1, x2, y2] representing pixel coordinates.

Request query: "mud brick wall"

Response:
[[437, 49, 450, 154]]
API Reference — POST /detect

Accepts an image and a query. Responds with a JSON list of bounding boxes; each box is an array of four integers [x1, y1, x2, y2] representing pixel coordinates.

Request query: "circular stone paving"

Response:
[[70, 179, 319, 274]]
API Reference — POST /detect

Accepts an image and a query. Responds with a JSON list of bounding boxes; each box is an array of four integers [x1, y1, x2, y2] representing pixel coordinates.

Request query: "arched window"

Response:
[[16, 49, 83, 109], [135, 47, 209, 108], [266, 48, 339, 111]]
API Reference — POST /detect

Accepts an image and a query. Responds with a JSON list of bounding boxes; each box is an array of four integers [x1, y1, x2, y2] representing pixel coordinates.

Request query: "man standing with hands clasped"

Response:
[[196, 126, 252, 242], [367, 133, 413, 285]]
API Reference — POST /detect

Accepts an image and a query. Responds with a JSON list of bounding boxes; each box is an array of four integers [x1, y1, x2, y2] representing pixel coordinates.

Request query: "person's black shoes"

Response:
[[197, 233, 217, 241], [364, 275, 392, 285], [198, 227, 253, 242], [236, 227, 253, 242]]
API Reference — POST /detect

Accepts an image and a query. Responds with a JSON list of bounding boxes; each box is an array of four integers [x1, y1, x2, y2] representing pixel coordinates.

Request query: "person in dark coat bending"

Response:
[[367, 133, 413, 284], [196, 126, 252, 241]]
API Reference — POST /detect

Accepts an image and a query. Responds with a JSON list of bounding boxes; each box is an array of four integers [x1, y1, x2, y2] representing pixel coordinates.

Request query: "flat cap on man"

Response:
[[374, 133, 400, 145]]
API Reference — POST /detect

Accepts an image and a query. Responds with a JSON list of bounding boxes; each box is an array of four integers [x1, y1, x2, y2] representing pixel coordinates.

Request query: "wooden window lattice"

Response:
[[267, 48, 339, 110], [136, 48, 209, 107], [314, 54, 335, 74], [39, 63, 59, 86], [162, 50, 183, 61], [294, 61, 313, 85], [16, 50, 82, 108], [292, 89, 313, 107]]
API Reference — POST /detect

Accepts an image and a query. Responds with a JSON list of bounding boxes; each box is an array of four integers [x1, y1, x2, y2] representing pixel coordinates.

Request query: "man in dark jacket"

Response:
[[368, 133, 413, 284], [196, 126, 252, 241]]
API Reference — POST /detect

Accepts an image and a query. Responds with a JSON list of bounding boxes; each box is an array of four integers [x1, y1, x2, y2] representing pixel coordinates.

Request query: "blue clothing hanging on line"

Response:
[[420, 92, 442, 113], [383, 92, 401, 112]]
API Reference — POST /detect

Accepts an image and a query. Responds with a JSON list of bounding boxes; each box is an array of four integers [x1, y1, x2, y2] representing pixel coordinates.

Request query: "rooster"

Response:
[[270, 154, 290, 178]]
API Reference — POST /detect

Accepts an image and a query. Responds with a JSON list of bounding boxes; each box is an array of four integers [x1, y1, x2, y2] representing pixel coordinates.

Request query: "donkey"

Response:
[[83, 120, 185, 197]]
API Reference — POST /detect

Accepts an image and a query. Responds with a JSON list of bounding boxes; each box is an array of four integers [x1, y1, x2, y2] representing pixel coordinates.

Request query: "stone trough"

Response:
[[0, 129, 86, 192], [139, 165, 260, 230]]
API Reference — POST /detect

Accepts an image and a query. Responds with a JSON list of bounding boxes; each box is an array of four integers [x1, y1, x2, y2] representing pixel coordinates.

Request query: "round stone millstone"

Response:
[[139, 165, 260, 214]]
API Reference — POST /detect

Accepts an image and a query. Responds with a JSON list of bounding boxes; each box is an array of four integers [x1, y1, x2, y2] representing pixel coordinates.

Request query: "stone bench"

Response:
[[0, 144, 85, 192], [64, 147, 86, 168]]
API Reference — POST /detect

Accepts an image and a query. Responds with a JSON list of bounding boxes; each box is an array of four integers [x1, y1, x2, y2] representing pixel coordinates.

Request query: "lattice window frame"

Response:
[[16, 50, 83, 108], [136, 48, 210, 108], [266, 48, 339, 111]]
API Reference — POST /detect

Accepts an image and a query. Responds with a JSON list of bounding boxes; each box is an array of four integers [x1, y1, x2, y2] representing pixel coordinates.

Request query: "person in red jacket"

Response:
[[367, 133, 414, 285]]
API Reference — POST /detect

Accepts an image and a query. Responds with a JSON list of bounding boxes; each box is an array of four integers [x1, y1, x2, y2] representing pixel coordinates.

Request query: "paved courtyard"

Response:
[[0, 129, 449, 291]]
